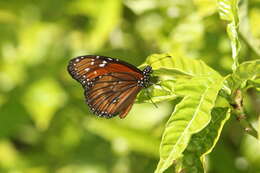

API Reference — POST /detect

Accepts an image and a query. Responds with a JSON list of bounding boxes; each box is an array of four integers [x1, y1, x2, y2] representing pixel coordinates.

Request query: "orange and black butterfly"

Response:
[[67, 55, 153, 119]]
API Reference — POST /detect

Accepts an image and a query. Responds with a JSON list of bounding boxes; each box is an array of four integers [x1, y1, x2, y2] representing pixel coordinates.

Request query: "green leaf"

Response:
[[137, 53, 223, 103], [155, 76, 225, 173], [230, 60, 260, 90], [136, 80, 177, 103], [217, 0, 240, 71], [175, 107, 230, 173], [218, 0, 239, 23], [139, 54, 226, 172], [141, 53, 221, 79], [235, 60, 260, 82]]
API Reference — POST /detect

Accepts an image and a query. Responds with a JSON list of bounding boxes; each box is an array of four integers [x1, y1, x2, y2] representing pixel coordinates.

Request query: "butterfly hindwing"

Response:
[[85, 72, 141, 118]]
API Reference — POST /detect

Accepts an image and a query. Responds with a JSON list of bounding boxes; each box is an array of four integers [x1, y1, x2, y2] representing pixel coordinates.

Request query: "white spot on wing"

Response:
[[112, 99, 118, 103], [85, 68, 90, 72], [99, 63, 106, 67], [75, 59, 80, 62], [91, 62, 95, 65], [94, 71, 97, 74]]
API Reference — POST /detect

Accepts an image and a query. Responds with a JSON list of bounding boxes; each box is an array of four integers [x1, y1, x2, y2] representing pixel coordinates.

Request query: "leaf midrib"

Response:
[[159, 83, 211, 171]]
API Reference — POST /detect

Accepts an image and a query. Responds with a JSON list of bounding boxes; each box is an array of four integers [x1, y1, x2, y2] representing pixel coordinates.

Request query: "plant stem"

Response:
[[232, 89, 258, 138]]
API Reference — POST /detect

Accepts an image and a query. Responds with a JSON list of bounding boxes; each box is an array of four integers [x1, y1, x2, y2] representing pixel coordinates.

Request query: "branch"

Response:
[[231, 90, 258, 138]]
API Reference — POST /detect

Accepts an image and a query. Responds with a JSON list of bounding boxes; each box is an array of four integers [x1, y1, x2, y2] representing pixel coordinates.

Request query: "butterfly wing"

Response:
[[67, 55, 144, 118], [85, 72, 141, 118], [68, 55, 143, 85]]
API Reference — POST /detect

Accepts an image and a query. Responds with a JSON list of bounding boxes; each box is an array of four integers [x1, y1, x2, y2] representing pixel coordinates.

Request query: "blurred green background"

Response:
[[0, 0, 260, 173]]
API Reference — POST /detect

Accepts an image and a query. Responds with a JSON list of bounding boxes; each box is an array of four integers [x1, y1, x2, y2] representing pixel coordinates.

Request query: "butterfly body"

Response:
[[67, 55, 152, 119]]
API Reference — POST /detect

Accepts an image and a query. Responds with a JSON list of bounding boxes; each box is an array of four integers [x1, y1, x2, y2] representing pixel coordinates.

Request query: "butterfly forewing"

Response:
[[68, 55, 143, 84], [67, 55, 152, 119]]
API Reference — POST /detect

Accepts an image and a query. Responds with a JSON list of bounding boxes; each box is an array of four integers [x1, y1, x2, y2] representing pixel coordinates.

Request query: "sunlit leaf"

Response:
[[140, 53, 226, 172], [142, 53, 221, 79], [175, 107, 230, 173], [235, 60, 260, 82], [23, 78, 67, 130], [217, 0, 240, 71], [155, 76, 225, 173], [137, 80, 177, 103], [218, 0, 238, 23], [138, 53, 223, 103], [230, 60, 260, 90]]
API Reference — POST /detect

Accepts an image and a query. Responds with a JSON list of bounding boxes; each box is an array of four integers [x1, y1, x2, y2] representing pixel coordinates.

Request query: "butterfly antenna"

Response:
[[150, 82, 169, 93], [148, 55, 172, 66], [145, 89, 158, 108]]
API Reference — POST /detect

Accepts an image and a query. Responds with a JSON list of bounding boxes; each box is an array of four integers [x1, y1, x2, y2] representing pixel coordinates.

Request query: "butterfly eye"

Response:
[[143, 66, 152, 74], [67, 55, 153, 119]]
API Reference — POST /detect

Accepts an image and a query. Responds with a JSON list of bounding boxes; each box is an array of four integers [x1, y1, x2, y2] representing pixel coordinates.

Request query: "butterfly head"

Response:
[[143, 65, 152, 75], [138, 66, 152, 88]]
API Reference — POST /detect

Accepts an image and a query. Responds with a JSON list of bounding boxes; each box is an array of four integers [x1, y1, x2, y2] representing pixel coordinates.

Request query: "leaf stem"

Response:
[[231, 89, 258, 138]]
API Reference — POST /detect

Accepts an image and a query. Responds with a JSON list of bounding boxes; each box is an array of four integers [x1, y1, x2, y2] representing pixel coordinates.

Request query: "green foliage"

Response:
[[176, 107, 230, 173], [138, 54, 225, 173], [0, 0, 259, 173], [233, 60, 260, 89], [218, 0, 240, 71], [239, 0, 260, 56], [155, 76, 224, 173]]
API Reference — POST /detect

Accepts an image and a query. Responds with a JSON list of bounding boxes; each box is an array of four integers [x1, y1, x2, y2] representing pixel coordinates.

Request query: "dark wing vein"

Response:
[[99, 72, 138, 80], [86, 80, 135, 96], [110, 72, 139, 80], [92, 92, 115, 114], [87, 82, 137, 105], [94, 79, 136, 84], [93, 84, 138, 116], [100, 84, 137, 110]]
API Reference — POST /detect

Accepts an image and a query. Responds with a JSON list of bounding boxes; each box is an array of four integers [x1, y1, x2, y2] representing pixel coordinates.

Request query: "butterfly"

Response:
[[67, 55, 153, 119]]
